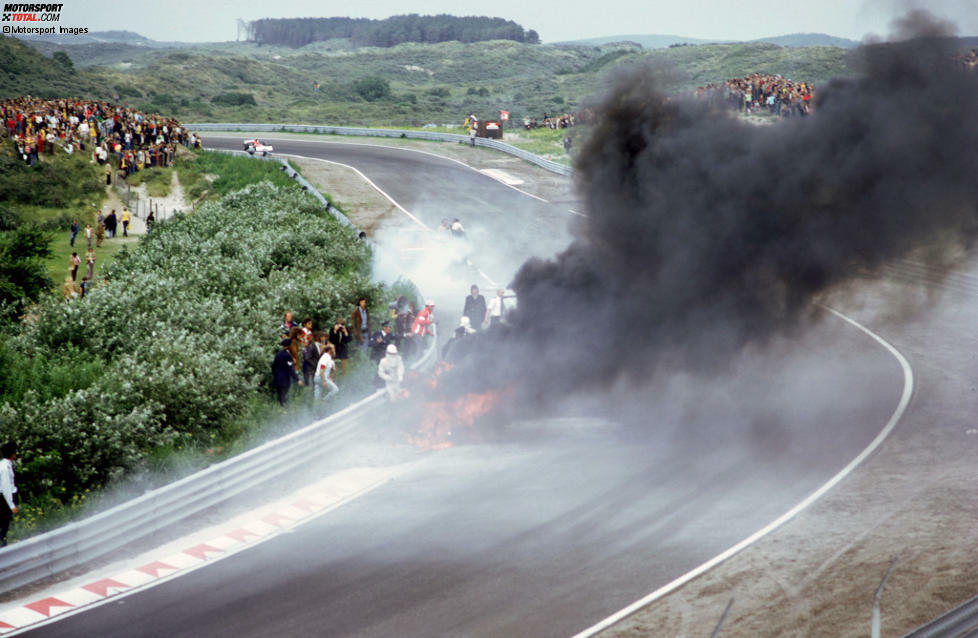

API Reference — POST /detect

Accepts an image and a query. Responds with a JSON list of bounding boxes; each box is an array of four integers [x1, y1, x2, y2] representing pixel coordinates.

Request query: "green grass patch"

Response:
[[126, 166, 173, 198], [175, 149, 302, 203], [45, 233, 138, 289]]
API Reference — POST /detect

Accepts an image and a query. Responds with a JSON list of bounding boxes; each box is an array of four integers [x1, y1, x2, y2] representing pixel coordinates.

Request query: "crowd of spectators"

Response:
[[1, 97, 201, 177], [522, 110, 592, 130], [693, 73, 815, 119]]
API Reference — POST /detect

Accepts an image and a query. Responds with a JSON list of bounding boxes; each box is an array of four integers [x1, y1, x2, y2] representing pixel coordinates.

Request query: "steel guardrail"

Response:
[[904, 595, 978, 637], [187, 122, 574, 177], [0, 154, 438, 594]]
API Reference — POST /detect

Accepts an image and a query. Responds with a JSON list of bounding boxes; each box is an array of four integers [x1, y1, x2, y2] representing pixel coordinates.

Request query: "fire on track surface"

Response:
[[20, 136, 908, 638]]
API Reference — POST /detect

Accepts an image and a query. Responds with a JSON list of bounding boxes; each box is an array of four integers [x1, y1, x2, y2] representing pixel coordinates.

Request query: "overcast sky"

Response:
[[56, 0, 978, 43]]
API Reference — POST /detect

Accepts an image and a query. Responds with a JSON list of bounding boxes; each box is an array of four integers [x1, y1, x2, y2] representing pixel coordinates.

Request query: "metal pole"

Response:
[[872, 556, 899, 638], [710, 598, 735, 638]]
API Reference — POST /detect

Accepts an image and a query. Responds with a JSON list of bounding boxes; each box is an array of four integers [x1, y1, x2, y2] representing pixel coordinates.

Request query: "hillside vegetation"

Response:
[[1, 35, 856, 127], [0, 35, 110, 97], [0, 171, 398, 539]]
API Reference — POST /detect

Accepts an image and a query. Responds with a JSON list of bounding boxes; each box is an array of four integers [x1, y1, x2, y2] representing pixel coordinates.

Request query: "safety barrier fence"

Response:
[[903, 594, 978, 637], [185, 122, 573, 177], [0, 154, 436, 594]]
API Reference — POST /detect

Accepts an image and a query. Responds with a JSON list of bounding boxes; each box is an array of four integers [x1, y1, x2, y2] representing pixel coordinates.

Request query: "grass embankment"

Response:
[[1, 168, 412, 541], [3, 33, 853, 127], [0, 143, 114, 290]]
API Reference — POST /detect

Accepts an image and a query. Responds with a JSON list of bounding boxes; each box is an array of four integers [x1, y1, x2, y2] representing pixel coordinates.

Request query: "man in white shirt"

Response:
[[486, 288, 506, 327], [0, 442, 18, 547], [315, 345, 339, 401]]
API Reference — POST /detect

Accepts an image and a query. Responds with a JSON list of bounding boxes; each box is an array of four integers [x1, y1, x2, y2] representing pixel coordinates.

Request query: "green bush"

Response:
[[0, 147, 101, 208], [211, 92, 257, 106], [0, 224, 54, 321], [0, 182, 392, 522], [353, 76, 391, 101]]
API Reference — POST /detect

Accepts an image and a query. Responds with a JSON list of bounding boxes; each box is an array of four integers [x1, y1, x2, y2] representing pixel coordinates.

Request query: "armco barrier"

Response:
[[0, 158, 438, 593], [187, 123, 574, 177], [0, 343, 435, 593], [217, 150, 362, 235]]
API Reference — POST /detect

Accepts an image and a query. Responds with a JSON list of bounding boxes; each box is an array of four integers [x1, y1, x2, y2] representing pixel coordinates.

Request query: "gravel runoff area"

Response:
[[286, 134, 978, 637]]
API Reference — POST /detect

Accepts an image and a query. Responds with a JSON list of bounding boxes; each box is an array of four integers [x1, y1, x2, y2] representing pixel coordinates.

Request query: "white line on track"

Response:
[[275, 153, 498, 288], [204, 133, 560, 208], [278, 153, 428, 230], [571, 305, 915, 638]]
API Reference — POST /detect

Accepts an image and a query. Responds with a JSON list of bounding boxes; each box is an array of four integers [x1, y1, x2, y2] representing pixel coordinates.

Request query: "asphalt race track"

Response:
[[24, 135, 907, 637]]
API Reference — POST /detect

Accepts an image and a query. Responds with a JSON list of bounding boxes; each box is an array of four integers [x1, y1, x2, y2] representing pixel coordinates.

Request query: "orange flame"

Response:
[[408, 389, 504, 450]]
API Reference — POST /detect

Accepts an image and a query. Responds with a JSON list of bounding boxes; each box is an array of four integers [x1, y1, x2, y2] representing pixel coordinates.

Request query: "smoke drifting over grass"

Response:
[[493, 12, 978, 398]]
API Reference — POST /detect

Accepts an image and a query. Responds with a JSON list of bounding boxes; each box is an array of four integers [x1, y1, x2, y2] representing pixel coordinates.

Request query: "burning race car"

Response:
[[243, 139, 273, 156]]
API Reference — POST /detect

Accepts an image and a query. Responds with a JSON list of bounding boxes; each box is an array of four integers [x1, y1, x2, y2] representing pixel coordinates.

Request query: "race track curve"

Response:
[[23, 134, 907, 638]]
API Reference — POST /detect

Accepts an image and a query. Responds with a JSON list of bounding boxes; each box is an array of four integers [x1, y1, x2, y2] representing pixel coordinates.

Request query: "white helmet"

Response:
[[386, 344, 398, 355], [426, 299, 435, 307]]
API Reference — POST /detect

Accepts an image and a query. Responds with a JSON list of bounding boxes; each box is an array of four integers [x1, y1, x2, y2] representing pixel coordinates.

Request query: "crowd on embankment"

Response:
[[693, 73, 816, 119], [1, 97, 201, 176]]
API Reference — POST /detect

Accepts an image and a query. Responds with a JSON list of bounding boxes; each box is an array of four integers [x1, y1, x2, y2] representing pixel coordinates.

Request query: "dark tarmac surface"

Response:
[[23, 135, 907, 637]]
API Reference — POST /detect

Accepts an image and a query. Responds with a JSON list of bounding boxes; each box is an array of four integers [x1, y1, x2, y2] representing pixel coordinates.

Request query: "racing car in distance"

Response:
[[243, 139, 273, 156]]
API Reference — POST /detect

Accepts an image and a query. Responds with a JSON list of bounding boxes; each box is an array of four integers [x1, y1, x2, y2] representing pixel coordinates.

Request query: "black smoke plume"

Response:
[[455, 14, 978, 401]]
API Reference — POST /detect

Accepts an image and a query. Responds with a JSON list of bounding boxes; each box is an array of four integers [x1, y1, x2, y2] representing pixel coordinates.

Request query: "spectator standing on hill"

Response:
[[314, 343, 339, 401], [296, 318, 313, 381], [95, 214, 105, 247], [105, 210, 117, 238], [303, 331, 326, 387], [121, 208, 131, 237], [271, 338, 301, 406], [85, 250, 95, 280], [69, 219, 78, 247], [278, 311, 296, 336], [68, 252, 80, 281], [146, 210, 155, 233], [62, 277, 76, 301], [330, 317, 352, 376], [370, 321, 396, 363], [0, 442, 18, 547], [351, 297, 370, 355], [84, 223, 93, 249], [462, 285, 486, 332], [287, 326, 303, 379]]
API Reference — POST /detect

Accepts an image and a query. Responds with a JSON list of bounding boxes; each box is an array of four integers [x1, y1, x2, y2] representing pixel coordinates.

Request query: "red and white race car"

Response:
[[243, 139, 273, 156]]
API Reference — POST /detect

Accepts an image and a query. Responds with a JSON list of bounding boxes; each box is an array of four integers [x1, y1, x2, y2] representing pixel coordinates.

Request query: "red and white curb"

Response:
[[0, 464, 414, 635]]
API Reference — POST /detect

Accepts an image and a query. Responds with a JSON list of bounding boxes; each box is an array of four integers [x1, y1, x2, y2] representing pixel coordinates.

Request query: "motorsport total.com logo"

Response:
[[2, 3, 88, 35]]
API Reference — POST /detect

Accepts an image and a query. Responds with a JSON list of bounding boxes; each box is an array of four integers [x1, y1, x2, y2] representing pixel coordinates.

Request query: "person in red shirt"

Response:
[[411, 300, 435, 337]]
